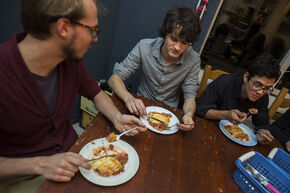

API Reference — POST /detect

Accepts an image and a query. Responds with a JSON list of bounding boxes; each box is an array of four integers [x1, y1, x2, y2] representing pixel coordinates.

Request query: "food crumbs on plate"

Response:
[[218, 188, 223, 192], [91, 141, 95, 144]]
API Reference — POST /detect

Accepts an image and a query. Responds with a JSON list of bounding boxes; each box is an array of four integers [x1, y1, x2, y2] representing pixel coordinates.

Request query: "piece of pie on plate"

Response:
[[147, 111, 172, 131], [224, 124, 250, 142], [91, 144, 128, 177]]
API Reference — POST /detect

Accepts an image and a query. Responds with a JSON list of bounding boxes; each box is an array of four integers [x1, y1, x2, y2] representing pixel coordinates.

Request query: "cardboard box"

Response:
[[80, 96, 99, 117]]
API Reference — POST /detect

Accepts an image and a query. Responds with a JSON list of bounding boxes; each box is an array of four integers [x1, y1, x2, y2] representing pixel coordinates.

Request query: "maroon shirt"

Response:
[[0, 33, 101, 157]]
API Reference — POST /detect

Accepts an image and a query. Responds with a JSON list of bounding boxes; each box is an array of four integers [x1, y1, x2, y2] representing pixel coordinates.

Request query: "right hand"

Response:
[[113, 114, 147, 136], [39, 152, 91, 182], [226, 109, 247, 124], [124, 97, 147, 116]]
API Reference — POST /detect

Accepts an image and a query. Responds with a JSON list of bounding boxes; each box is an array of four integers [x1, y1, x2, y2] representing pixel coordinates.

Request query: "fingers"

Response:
[[126, 99, 146, 116], [177, 123, 194, 131], [257, 130, 274, 144]]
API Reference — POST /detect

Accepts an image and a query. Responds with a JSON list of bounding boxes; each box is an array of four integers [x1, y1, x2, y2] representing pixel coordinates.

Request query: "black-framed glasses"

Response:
[[250, 79, 273, 93], [71, 21, 100, 39]]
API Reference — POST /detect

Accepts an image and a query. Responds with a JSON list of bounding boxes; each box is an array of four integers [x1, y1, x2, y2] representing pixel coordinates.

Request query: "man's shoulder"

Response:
[[138, 38, 161, 47], [214, 73, 240, 83], [0, 39, 13, 56]]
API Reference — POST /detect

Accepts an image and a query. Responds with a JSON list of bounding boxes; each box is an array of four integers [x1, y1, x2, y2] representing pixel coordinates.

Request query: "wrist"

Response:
[[33, 156, 47, 175], [112, 113, 122, 126]]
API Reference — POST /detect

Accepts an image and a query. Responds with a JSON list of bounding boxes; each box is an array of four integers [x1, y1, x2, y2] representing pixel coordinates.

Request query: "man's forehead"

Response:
[[251, 75, 276, 85]]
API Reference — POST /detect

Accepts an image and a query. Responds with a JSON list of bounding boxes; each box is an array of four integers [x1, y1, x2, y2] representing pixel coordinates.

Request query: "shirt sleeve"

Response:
[[182, 55, 200, 99], [270, 109, 290, 144], [112, 41, 142, 81], [78, 62, 101, 100], [196, 76, 225, 117]]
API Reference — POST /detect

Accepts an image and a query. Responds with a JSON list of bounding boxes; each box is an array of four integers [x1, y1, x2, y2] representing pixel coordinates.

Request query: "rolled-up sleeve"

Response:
[[113, 41, 142, 81], [182, 56, 200, 99]]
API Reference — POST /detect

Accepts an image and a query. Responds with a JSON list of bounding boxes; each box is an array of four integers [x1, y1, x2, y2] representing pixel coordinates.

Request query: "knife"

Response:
[[147, 115, 165, 123], [246, 164, 280, 193]]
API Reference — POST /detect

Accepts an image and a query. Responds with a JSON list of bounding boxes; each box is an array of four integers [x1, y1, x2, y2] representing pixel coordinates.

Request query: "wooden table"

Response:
[[37, 95, 285, 193]]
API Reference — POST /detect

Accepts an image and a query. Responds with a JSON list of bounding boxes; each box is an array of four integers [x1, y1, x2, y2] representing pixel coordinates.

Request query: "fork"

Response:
[[115, 126, 139, 141], [87, 154, 116, 162], [164, 123, 194, 130]]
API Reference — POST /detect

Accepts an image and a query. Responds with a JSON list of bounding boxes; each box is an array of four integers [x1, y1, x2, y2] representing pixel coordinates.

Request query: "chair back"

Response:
[[197, 65, 228, 98], [269, 87, 290, 120]]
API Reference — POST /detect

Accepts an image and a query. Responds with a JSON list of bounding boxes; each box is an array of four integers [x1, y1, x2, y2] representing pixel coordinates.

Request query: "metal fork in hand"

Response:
[[165, 123, 194, 130], [115, 126, 139, 141]]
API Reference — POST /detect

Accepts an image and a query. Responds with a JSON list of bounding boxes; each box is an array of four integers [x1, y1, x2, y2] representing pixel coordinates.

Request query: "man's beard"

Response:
[[62, 34, 84, 62]]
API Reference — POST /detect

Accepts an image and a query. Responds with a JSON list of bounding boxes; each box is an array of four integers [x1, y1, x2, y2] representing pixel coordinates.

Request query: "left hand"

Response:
[[257, 129, 274, 144], [177, 114, 194, 131], [113, 114, 147, 136]]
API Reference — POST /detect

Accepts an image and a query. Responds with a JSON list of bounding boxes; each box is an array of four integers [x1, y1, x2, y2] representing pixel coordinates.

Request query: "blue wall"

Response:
[[0, 0, 222, 121], [105, 0, 222, 91]]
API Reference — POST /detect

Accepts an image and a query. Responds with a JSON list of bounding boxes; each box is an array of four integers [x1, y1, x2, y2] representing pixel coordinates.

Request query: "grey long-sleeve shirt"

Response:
[[113, 38, 200, 107]]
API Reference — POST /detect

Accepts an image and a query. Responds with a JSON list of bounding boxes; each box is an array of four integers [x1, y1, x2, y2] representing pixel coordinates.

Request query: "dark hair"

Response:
[[20, 0, 99, 40], [248, 54, 281, 81], [158, 6, 201, 44]]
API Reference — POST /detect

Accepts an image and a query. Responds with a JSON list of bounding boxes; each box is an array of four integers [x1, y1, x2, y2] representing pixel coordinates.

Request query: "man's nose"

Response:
[[174, 42, 182, 50], [92, 36, 98, 42]]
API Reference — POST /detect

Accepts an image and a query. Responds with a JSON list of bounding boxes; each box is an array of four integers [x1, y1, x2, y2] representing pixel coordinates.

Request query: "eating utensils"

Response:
[[165, 123, 194, 130], [246, 163, 281, 193], [115, 126, 139, 141], [146, 115, 165, 123], [239, 108, 259, 120], [87, 154, 116, 162]]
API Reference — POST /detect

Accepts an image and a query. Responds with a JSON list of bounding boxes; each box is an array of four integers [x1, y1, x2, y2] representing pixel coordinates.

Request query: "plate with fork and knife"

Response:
[[79, 137, 139, 186], [140, 106, 180, 135]]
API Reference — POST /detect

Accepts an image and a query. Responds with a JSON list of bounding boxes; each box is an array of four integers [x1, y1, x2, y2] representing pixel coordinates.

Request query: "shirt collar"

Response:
[[152, 37, 189, 65]]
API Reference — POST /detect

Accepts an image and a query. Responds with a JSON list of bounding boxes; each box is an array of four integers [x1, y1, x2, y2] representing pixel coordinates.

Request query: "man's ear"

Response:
[[243, 72, 249, 83], [55, 18, 71, 39]]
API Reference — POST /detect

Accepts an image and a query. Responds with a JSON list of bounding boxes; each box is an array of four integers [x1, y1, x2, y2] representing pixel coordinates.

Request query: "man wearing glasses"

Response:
[[0, 0, 146, 192], [109, 6, 201, 131], [196, 54, 280, 144]]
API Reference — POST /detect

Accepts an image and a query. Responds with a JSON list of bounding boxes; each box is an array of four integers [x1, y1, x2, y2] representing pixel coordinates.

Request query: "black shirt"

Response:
[[196, 74, 269, 131], [270, 109, 290, 145]]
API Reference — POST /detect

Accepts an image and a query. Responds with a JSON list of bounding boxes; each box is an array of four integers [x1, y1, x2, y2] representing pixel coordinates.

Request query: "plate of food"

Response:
[[219, 120, 257, 146], [140, 106, 179, 134], [79, 138, 139, 186]]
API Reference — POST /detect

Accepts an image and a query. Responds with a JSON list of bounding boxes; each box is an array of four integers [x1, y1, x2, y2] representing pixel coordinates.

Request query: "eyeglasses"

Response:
[[71, 21, 100, 39], [250, 79, 273, 93], [169, 34, 192, 46]]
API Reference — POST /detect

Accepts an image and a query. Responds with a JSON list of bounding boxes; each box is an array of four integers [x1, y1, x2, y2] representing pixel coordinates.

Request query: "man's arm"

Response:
[[205, 109, 247, 124], [92, 90, 146, 135], [108, 75, 146, 116], [177, 98, 195, 131], [0, 152, 90, 182]]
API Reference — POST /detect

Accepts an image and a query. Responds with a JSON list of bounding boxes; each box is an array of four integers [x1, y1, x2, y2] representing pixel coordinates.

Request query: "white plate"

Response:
[[140, 106, 179, 135], [219, 120, 257, 146], [79, 138, 139, 186]]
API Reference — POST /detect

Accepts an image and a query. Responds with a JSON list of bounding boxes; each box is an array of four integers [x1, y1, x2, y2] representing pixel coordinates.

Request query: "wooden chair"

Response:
[[197, 65, 229, 98], [269, 87, 290, 120]]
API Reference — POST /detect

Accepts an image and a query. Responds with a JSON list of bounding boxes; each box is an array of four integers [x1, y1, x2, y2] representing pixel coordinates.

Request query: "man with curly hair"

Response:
[[109, 6, 201, 131]]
